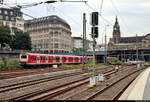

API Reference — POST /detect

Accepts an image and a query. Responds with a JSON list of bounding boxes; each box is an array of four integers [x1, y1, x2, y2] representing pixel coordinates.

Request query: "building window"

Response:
[[12, 23, 16, 27], [4, 11, 8, 14], [54, 43, 58, 48], [5, 16, 9, 20], [0, 21, 3, 25], [0, 15, 3, 19], [10, 11, 13, 15], [11, 17, 14, 21], [6, 22, 9, 26]]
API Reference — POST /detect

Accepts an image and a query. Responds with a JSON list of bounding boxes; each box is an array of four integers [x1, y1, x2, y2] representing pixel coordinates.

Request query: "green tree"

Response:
[[11, 30, 31, 50], [0, 25, 12, 49]]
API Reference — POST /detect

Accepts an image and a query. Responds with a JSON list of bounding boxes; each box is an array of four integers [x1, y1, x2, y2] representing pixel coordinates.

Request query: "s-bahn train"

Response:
[[19, 52, 93, 66]]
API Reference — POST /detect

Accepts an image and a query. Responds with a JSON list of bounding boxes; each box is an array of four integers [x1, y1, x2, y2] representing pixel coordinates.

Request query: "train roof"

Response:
[[20, 52, 92, 57]]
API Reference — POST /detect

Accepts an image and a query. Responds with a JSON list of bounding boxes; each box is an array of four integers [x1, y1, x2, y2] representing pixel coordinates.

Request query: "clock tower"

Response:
[[113, 16, 121, 44]]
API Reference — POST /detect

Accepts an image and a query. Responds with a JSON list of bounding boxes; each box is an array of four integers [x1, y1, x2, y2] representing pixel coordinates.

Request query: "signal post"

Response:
[[88, 12, 99, 88]]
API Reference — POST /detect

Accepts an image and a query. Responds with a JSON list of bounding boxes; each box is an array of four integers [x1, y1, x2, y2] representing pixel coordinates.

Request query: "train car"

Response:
[[19, 52, 93, 66], [106, 57, 120, 65]]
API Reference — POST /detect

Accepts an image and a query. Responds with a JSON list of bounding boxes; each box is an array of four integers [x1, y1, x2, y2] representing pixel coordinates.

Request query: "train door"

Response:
[[68, 57, 73, 63], [55, 56, 60, 63], [62, 56, 67, 63], [80, 57, 83, 63], [37, 56, 40, 64], [46, 56, 48, 64], [40, 56, 46, 64], [48, 56, 54, 64]]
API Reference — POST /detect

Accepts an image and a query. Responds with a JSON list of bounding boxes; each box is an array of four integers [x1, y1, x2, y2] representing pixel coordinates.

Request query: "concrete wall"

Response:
[[0, 53, 19, 62]]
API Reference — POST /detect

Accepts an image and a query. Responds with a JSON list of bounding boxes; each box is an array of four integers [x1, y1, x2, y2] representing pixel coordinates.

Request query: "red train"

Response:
[[19, 52, 93, 66]]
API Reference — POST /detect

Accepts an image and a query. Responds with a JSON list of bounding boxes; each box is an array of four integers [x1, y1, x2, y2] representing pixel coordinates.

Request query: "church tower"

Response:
[[113, 16, 121, 44]]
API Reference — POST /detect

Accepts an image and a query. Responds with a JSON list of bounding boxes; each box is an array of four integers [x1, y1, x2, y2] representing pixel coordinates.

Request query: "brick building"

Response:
[[108, 16, 150, 50]]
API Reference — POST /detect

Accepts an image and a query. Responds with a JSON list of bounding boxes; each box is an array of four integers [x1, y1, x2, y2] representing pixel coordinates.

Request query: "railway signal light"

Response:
[[91, 12, 98, 26], [44, 0, 57, 3], [91, 26, 98, 38]]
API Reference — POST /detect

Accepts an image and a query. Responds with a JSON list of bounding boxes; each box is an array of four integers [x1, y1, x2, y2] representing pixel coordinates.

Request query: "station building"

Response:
[[24, 15, 72, 53], [108, 16, 150, 51]]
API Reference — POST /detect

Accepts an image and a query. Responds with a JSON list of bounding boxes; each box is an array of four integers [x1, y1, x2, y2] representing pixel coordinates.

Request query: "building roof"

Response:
[[25, 15, 71, 29], [72, 37, 82, 40], [120, 36, 144, 43], [114, 43, 137, 46]]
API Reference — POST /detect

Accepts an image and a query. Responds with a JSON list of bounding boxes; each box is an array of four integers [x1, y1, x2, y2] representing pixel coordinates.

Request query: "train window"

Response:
[[56, 57, 60, 61], [69, 57, 73, 60], [49, 57, 53, 60], [43, 57, 45, 60], [62, 57, 66, 60], [40, 57, 45, 60], [21, 55, 27, 59], [75, 57, 78, 60], [34, 57, 36, 60], [31, 56, 36, 61]]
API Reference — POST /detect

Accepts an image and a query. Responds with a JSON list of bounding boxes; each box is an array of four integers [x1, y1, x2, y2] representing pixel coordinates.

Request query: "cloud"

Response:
[[139, 2, 150, 8], [5, 0, 150, 44]]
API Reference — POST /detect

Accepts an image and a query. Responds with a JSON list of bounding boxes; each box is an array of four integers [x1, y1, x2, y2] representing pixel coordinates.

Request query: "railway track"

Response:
[[8, 68, 116, 100], [0, 67, 114, 100], [59, 65, 145, 100], [0, 71, 38, 79], [85, 67, 146, 100], [0, 72, 82, 93], [0, 65, 112, 79], [0, 65, 141, 100], [28, 66, 138, 100], [0, 67, 114, 92]]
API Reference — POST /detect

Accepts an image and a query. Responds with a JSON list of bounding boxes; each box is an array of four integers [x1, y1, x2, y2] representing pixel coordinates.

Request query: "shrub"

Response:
[[0, 62, 4, 69], [0, 58, 22, 69], [7, 59, 22, 69], [110, 58, 120, 65]]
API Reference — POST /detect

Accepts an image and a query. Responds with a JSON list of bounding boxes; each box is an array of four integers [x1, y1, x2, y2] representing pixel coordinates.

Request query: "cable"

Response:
[[50, 4, 82, 26], [99, 0, 103, 15], [2, 3, 36, 18], [84, 2, 113, 26], [110, 0, 130, 32]]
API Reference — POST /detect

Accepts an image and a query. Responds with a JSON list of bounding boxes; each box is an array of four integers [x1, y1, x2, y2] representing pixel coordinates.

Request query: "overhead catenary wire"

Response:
[[99, 0, 103, 15], [109, 0, 130, 32], [49, 4, 82, 26], [84, 2, 113, 26], [2, 3, 36, 19]]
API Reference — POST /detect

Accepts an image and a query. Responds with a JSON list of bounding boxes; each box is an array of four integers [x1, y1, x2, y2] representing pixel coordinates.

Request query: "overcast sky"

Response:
[[3, 0, 150, 44]]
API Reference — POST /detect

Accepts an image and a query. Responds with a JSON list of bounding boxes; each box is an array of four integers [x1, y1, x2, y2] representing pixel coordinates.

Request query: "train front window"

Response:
[[21, 55, 27, 59]]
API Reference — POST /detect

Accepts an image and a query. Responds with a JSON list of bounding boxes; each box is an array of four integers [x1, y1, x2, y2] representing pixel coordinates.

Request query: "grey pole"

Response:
[[136, 34, 138, 61], [92, 25, 96, 77], [104, 26, 107, 64], [82, 13, 86, 71], [53, 31, 54, 54], [105, 32, 107, 64], [84, 13, 88, 71]]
